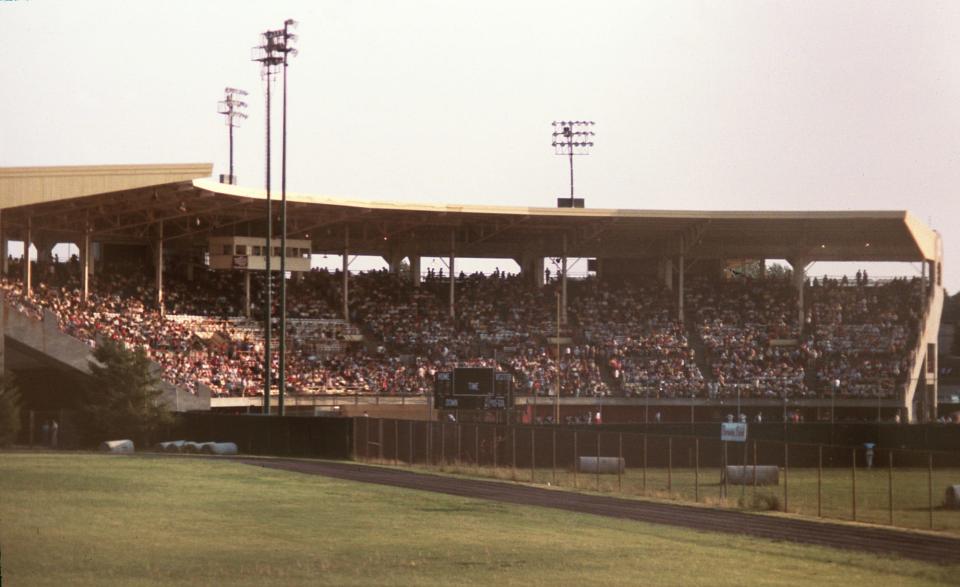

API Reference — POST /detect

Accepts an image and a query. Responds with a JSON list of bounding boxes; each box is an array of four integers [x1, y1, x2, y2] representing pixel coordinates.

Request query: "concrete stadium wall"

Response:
[[3, 304, 208, 412]]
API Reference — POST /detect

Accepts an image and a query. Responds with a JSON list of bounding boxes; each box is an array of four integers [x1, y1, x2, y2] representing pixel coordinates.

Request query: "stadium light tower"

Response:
[[278, 19, 298, 418], [551, 120, 595, 208], [252, 27, 285, 415], [217, 87, 248, 185]]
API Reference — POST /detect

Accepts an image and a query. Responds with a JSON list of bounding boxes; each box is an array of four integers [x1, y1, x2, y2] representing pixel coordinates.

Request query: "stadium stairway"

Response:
[[904, 282, 944, 422], [1, 295, 209, 412], [685, 320, 715, 383]]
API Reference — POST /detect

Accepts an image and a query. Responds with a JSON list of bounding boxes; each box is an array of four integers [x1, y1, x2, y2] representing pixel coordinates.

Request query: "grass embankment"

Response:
[[1, 453, 957, 586]]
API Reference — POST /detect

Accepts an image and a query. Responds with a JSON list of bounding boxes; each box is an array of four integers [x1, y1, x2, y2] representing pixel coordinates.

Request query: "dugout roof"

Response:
[[0, 163, 941, 264]]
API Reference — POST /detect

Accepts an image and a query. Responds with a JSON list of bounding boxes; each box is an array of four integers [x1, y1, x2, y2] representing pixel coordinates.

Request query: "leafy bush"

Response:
[[738, 491, 782, 512], [81, 340, 172, 447]]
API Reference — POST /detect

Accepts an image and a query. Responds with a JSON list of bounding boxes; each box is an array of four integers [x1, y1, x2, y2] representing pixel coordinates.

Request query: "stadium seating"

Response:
[[0, 264, 926, 404]]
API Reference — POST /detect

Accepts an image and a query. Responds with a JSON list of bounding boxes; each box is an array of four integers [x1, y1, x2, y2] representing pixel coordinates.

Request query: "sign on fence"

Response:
[[721, 422, 748, 442]]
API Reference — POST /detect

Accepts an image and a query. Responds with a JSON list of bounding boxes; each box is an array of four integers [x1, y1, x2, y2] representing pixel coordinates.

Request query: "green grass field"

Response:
[[2, 452, 959, 586], [402, 459, 960, 533]]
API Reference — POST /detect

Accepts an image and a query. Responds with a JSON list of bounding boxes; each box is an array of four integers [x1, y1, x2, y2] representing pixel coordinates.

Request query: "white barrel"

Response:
[[99, 439, 135, 453], [155, 440, 186, 452], [946, 485, 960, 509], [180, 441, 204, 453], [725, 465, 779, 485], [577, 456, 625, 474], [200, 442, 238, 455]]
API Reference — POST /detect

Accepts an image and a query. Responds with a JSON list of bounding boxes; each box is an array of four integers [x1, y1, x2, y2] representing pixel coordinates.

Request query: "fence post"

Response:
[[928, 452, 934, 530], [642, 433, 647, 494], [365, 416, 370, 460], [574, 430, 579, 490], [440, 422, 445, 471], [722, 441, 727, 501], [493, 425, 498, 471], [851, 447, 857, 522], [741, 441, 747, 502], [618, 432, 623, 494], [888, 449, 894, 526], [29, 411, 34, 447], [552, 428, 557, 485], [667, 436, 673, 493], [752, 440, 758, 499], [817, 444, 823, 518], [511, 426, 517, 481], [595, 431, 601, 492], [694, 437, 700, 503], [457, 422, 462, 466], [352, 417, 358, 460], [784, 443, 789, 513], [476, 424, 480, 475], [409, 420, 414, 464], [531, 428, 536, 483]]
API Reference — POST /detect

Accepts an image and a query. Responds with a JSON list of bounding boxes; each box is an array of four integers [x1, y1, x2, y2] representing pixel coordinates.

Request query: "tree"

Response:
[[729, 260, 792, 280], [0, 374, 21, 447], [81, 340, 172, 447], [765, 262, 793, 280]]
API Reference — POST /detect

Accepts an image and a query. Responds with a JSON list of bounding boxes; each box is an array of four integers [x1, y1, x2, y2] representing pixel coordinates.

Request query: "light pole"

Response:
[[645, 386, 649, 424], [252, 28, 284, 415], [217, 88, 248, 185], [278, 19, 298, 417], [551, 120, 595, 208], [555, 290, 561, 425], [832, 378, 840, 444], [737, 385, 740, 422]]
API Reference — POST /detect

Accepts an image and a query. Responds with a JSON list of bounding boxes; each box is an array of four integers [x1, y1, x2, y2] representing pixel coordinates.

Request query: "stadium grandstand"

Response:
[[0, 162, 944, 422]]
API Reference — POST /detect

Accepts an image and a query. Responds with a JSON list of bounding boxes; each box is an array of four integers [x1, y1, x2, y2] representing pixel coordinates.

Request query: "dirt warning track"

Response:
[[237, 458, 960, 565]]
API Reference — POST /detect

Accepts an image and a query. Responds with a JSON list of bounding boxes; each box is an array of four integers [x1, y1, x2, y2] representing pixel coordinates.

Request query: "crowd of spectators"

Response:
[[0, 259, 930, 403], [687, 276, 810, 399], [807, 276, 923, 398], [573, 280, 703, 397]]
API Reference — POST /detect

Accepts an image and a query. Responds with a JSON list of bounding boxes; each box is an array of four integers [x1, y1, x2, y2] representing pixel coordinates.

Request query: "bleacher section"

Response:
[[0, 265, 929, 407]]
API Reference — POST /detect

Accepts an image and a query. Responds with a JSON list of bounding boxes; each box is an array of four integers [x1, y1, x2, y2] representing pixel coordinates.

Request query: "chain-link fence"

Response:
[[353, 418, 960, 533]]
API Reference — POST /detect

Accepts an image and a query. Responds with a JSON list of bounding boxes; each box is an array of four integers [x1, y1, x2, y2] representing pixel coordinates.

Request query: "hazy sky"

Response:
[[2, 1, 959, 290]]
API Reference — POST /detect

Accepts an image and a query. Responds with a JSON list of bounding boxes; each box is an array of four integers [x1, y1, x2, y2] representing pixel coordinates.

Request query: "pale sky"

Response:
[[2, 1, 959, 290]]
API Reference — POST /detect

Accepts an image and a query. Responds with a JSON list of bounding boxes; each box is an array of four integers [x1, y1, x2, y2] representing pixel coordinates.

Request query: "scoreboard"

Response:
[[434, 368, 512, 410]]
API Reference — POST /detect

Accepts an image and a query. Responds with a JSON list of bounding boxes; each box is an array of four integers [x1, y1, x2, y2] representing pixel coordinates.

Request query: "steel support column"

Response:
[[155, 220, 164, 315], [410, 255, 421, 287], [244, 271, 251, 318], [789, 257, 808, 329], [24, 217, 31, 297], [561, 234, 568, 325], [678, 236, 685, 325], [342, 227, 350, 322], [82, 230, 91, 303], [449, 230, 455, 319]]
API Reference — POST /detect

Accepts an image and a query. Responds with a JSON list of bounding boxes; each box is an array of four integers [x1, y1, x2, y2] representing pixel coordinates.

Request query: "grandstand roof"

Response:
[[0, 163, 941, 263]]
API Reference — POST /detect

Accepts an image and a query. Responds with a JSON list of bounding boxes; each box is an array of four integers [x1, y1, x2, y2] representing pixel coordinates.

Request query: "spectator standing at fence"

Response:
[[41, 420, 50, 447], [50, 420, 59, 448]]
